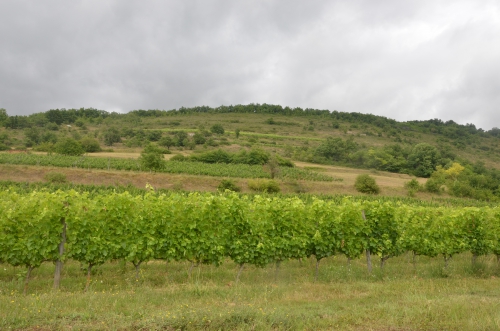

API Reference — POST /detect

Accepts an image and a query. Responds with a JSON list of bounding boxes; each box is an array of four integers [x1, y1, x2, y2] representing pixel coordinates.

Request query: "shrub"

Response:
[[33, 142, 55, 153], [425, 178, 443, 193], [404, 179, 422, 191], [146, 130, 162, 142], [55, 138, 85, 156], [139, 143, 166, 171], [170, 154, 187, 161], [210, 124, 225, 135], [354, 174, 380, 194], [192, 132, 206, 145], [248, 179, 281, 193], [217, 179, 241, 192], [80, 137, 102, 153], [44, 172, 67, 183]]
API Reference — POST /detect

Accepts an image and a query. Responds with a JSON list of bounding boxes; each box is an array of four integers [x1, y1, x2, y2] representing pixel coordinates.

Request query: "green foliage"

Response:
[[210, 123, 225, 135], [146, 130, 162, 142], [74, 118, 86, 128], [55, 138, 85, 156], [0, 108, 7, 124], [158, 136, 174, 149], [139, 144, 166, 171], [44, 172, 67, 183], [0, 153, 332, 181], [2, 190, 500, 295], [315, 137, 357, 162], [217, 179, 241, 192], [80, 137, 102, 153], [404, 179, 421, 191], [404, 179, 422, 196], [408, 143, 441, 177], [247, 179, 281, 193], [102, 127, 121, 146], [354, 174, 380, 194]]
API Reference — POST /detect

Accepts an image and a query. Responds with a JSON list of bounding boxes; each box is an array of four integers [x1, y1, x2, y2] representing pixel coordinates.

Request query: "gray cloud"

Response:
[[1, 0, 499, 129]]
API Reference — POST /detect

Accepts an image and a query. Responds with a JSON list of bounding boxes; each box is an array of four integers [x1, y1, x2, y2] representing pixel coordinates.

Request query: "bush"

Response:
[[170, 154, 187, 161], [146, 130, 162, 142], [80, 137, 102, 153], [248, 179, 281, 193], [425, 178, 443, 193], [354, 174, 380, 194], [139, 143, 166, 171], [44, 172, 67, 183], [404, 178, 422, 197], [33, 142, 55, 153], [55, 138, 85, 156], [210, 124, 225, 135], [217, 179, 241, 192], [404, 179, 422, 191]]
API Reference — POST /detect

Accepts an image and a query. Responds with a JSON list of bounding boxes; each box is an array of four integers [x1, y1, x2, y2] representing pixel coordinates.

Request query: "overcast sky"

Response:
[[1, 1, 499, 130]]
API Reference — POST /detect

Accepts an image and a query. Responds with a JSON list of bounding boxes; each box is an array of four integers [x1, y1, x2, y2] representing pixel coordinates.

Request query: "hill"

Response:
[[1, 104, 499, 201]]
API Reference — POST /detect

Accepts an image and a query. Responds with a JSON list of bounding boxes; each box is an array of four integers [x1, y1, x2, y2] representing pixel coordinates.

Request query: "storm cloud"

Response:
[[1, 0, 499, 129]]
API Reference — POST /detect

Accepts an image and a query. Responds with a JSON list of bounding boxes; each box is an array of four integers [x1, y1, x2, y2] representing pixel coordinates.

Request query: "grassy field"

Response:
[[1, 254, 500, 330], [0, 160, 426, 197]]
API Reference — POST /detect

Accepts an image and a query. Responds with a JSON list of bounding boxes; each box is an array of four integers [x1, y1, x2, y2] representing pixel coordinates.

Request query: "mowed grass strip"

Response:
[[1, 254, 500, 330]]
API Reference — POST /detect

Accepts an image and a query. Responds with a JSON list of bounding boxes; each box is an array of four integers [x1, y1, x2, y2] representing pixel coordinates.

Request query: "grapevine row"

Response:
[[0, 153, 333, 181], [1, 190, 499, 291]]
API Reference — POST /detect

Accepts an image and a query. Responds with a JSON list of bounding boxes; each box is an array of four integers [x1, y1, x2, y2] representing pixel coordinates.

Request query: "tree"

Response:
[[102, 127, 121, 146], [0, 108, 7, 125], [174, 131, 188, 147], [408, 143, 441, 177], [55, 138, 85, 156], [210, 123, 225, 135], [315, 137, 357, 162], [158, 136, 174, 150], [264, 155, 280, 179]]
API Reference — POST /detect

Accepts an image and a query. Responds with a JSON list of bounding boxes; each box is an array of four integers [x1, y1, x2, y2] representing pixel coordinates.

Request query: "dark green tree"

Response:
[[158, 136, 174, 150], [408, 143, 441, 177], [102, 127, 121, 146], [0, 108, 7, 124]]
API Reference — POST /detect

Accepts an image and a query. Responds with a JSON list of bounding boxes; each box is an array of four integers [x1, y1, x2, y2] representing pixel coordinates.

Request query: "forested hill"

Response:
[[1, 104, 499, 138]]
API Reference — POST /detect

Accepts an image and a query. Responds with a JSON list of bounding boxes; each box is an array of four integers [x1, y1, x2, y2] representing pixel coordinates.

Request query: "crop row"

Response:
[[1, 190, 500, 292], [0, 153, 333, 181]]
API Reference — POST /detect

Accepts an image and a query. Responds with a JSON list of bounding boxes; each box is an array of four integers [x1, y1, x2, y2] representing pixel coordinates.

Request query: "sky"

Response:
[[1, 0, 499, 130]]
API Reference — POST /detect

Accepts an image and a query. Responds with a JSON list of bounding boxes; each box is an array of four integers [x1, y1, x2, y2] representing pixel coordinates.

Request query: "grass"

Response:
[[1, 254, 500, 330], [0, 153, 334, 182]]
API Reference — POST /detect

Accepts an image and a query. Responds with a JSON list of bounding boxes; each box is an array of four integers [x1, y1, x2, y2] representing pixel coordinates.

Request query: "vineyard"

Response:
[[1, 189, 500, 294], [0, 153, 333, 181]]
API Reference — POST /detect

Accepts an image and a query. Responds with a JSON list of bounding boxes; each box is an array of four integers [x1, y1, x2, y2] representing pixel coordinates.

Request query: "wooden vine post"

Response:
[[54, 201, 68, 290], [362, 210, 372, 274]]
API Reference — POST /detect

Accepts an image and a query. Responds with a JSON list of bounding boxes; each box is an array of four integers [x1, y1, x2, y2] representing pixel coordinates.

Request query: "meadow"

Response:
[[1, 254, 500, 330]]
